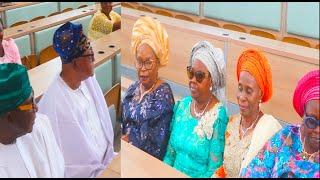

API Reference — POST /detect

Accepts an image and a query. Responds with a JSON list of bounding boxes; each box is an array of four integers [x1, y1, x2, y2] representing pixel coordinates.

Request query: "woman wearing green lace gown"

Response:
[[163, 41, 229, 178]]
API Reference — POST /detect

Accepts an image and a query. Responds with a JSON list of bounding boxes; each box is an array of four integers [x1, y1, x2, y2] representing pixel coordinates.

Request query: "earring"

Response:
[[259, 99, 262, 109], [210, 86, 213, 91]]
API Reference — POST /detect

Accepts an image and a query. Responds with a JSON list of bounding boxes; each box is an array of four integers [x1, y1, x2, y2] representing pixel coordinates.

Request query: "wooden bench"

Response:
[[121, 140, 188, 178], [0, 3, 39, 28], [3, 4, 98, 39], [120, 7, 319, 125]]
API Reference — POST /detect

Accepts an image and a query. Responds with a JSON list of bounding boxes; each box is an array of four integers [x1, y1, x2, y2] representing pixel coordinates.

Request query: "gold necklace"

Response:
[[138, 79, 158, 103]]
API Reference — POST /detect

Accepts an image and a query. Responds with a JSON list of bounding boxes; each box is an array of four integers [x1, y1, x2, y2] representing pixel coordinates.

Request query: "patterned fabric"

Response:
[[131, 16, 169, 66], [53, 22, 90, 64], [0, 63, 32, 114], [240, 125, 320, 178], [163, 96, 229, 178], [236, 49, 272, 103], [189, 40, 226, 104], [293, 70, 320, 117], [223, 115, 252, 178], [223, 114, 282, 177], [121, 81, 175, 160], [0, 39, 21, 64], [88, 10, 121, 41]]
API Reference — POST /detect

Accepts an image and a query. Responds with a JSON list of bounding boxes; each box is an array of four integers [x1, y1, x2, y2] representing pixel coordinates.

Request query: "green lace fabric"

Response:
[[163, 96, 229, 178]]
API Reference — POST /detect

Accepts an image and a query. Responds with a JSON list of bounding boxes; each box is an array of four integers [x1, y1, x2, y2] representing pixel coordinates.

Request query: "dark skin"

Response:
[[135, 43, 162, 93], [0, 19, 4, 57], [121, 43, 163, 142], [189, 60, 218, 118], [237, 71, 263, 138], [0, 92, 38, 145], [100, 2, 121, 31], [300, 99, 320, 155], [60, 48, 95, 90]]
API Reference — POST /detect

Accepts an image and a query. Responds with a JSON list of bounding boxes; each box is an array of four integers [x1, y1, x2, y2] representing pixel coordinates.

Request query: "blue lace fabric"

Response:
[[121, 81, 175, 160]]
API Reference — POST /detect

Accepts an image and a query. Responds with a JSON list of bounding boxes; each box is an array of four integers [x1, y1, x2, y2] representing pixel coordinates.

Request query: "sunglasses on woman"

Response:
[[187, 66, 210, 83], [304, 115, 320, 129]]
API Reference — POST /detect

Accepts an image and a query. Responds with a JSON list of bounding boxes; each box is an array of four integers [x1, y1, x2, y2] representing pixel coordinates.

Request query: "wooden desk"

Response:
[[121, 140, 188, 178], [0, 2, 39, 12], [29, 30, 121, 99], [98, 152, 121, 178], [120, 7, 319, 124], [3, 4, 98, 39]]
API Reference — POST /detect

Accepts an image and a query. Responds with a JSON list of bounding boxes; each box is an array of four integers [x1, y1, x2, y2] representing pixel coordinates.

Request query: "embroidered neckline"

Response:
[[193, 102, 222, 140]]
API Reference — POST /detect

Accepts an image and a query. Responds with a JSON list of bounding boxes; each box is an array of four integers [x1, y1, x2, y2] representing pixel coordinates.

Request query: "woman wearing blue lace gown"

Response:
[[163, 41, 229, 178], [121, 16, 174, 160]]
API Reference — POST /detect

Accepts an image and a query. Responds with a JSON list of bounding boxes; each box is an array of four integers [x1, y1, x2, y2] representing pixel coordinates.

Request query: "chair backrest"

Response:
[[175, 14, 194, 22], [121, 2, 135, 9], [282, 36, 311, 48], [39, 45, 58, 65], [199, 18, 220, 27], [108, 104, 117, 132], [10, 20, 28, 27], [223, 24, 246, 33], [78, 4, 88, 9], [137, 6, 153, 13], [61, 8, 73, 13], [155, 9, 173, 17], [105, 83, 121, 118], [250, 29, 276, 40], [21, 54, 38, 70], [29, 16, 46, 22], [47, 11, 61, 17]]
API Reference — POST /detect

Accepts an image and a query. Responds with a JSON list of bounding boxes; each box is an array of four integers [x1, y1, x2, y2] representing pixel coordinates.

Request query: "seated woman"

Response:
[[221, 49, 282, 178], [121, 16, 175, 160], [0, 18, 21, 64], [163, 41, 228, 178], [240, 70, 320, 178], [88, 2, 121, 41]]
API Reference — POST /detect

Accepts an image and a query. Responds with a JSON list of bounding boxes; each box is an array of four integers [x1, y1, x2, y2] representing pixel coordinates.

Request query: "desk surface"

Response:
[[29, 30, 121, 99], [121, 140, 188, 178], [3, 4, 98, 39], [0, 2, 39, 12], [98, 152, 121, 178]]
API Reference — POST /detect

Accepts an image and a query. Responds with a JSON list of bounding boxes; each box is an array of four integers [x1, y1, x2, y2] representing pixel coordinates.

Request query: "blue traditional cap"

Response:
[[53, 22, 91, 64], [0, 63, 33, 114]]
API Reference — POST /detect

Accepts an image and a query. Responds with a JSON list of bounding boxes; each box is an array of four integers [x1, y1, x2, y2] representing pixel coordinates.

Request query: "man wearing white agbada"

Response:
[[0, 63, 65, 178], [37, 22, 116, 178]]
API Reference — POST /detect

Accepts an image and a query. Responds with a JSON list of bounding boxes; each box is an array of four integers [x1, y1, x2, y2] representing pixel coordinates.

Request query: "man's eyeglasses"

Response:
[[304, 115, 320, 129], [135, 59, 155, 70], [80, 53, 95, 62], [187, 66, 211, 83], [16, 91, 36, 112]]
